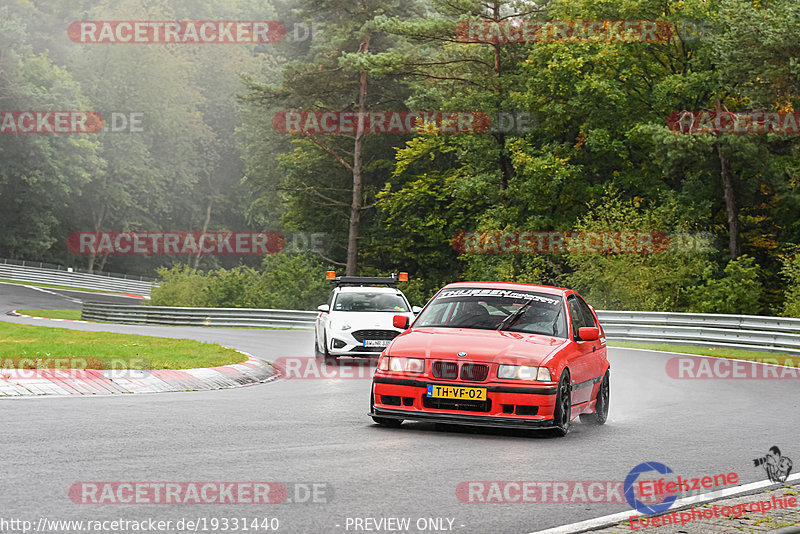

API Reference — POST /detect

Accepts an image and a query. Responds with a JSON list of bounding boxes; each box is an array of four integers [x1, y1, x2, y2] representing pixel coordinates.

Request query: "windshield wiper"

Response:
[[496, 297, 535, 331]]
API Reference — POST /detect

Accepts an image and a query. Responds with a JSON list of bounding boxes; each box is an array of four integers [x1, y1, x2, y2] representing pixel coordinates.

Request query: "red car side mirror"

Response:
[[393, 315, 410, 329], [578, 327, 600, 341]]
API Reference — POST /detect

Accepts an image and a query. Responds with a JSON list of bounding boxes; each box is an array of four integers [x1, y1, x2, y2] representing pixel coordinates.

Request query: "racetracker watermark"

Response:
[[456, 20, 677, 43], [629, 494, 798, 530], [0, 358, 150, 379], [457, 481, 669, 504], [69, 482, 329, 504], [451, 231, 715, 254], [68, 21, 286, 44], [666, 356, 800, 379], [668, 111, 800, 134], [273, 357, 374, 380], [457, 20, 713, 43], [67, 232, 284, 255], [0, 111, 103, 134], [282, 232, 329, 254], [272, 111, 536, 135], [101, 112, 144, 132]]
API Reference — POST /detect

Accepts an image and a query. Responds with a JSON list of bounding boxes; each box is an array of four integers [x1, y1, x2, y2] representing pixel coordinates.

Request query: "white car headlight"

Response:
[[379, 357, 424, 373], [498, 365, 552, 381]]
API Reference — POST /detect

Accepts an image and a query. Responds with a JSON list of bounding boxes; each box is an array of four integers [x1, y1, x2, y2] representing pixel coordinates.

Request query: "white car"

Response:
[[314, 276, 421, 358]]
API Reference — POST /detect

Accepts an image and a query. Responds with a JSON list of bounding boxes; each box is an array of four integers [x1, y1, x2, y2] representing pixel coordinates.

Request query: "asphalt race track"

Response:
[[1, 282, 797, 533]]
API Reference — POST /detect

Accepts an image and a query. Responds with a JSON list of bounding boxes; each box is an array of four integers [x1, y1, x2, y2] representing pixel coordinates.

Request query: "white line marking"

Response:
[[527, 473, 800, 534], [17, 283, 83, 304]]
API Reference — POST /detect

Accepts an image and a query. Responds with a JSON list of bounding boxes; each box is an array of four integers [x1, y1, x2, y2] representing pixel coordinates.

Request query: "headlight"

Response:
[[378, 356, 424, 373], [498, 365, 552, 381]]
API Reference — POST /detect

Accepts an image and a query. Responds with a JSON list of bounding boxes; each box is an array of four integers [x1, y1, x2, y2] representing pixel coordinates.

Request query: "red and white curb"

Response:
[[8, 310, 89, 323], [0, 353, 276, 397]]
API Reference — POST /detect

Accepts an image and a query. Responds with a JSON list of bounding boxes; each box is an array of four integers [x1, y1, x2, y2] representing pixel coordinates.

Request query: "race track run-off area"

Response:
[[1, 283, 798, 534]]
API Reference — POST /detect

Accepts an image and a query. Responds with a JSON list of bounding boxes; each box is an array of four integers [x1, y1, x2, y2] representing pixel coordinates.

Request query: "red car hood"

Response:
[[388, 327, 568, 366]]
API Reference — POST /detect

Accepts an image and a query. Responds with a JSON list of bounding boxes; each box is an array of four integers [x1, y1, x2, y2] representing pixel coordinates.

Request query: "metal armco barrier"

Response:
[[596, 310, 800, 355], [81, 302, 317, 329], [0, 261, 154, 296], [80, 302, 800, 354]]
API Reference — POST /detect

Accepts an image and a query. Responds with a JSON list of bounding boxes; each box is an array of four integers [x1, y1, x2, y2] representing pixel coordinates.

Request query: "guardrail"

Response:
[[81, 302, 317, 329], [0, 262, 155, 295], [80, 302, 800, 354], [0, 258, 156, 281], [596, 310, 800, 355]]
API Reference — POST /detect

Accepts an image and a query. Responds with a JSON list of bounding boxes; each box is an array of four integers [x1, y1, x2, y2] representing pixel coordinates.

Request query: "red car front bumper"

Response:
[[371, 375, 560, 429]]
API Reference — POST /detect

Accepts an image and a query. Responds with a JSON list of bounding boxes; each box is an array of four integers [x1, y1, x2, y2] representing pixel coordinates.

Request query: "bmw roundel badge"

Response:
[[457, 351, 467, 358]]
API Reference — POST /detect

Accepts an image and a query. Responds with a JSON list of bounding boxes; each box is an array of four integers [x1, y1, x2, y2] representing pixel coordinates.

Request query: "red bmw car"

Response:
[[369, 282, 610, 436]]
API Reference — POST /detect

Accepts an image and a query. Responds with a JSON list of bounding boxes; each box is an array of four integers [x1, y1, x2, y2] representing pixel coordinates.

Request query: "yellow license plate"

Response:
[[426, 384, 486, 401]]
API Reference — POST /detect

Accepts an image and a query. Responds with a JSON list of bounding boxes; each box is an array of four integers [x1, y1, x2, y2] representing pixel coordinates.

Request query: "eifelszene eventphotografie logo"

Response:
[[753, 446, 793, 483], [624, 462, 677, 515]]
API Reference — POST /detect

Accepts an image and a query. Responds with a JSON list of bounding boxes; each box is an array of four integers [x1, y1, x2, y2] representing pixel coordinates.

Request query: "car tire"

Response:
[[579, 370, 609, 425], [320, 332, 337, 360], [370, 391, 402, 427], [551, 370, 572, 437], [314, 333, 324, 358]]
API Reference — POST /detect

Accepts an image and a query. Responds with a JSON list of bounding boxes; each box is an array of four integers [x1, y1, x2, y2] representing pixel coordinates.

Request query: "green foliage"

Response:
[[0, 6, 103, 260], [780, 247, 800, 318], [5, 0, 800, 317], [396, 278, 439, 308], [150, 254, 332, 310], [0, 0, 278, 274], [368, 0, 800, 316], [684, 256, 763, 315], [150, 265, 211, 307], [203, 267, 258, 308], [238, 0, 417, 274], [244, 254, 332, 310], [562, 190, 713, 311], [374, 162, 472, 288], [460, 254, 546, 286]]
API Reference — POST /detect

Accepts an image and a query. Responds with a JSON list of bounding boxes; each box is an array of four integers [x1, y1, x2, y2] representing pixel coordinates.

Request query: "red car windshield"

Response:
[[414, 288, 568, 338]]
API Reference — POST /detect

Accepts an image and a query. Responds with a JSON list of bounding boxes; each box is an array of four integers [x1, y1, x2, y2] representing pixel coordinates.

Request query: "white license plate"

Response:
[[363, 339, 390, 348]]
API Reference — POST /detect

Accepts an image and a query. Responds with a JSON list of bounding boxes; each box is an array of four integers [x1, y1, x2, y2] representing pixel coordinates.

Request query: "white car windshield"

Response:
[[414, 287, 567, 338], [333, 292, 410, 312]]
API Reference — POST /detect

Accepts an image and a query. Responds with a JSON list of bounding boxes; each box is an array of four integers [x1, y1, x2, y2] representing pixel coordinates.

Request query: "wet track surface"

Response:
[[0, 282, 797, 533]]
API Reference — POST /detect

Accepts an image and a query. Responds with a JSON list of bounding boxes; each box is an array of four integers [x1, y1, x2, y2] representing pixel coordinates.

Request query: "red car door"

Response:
[[580, 299, 607, 380], [565, 295, 598, 405]]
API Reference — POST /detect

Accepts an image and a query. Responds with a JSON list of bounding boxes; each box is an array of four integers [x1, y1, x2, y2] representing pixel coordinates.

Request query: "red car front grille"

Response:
[[460, 363, 489, 381], [431, 361, 489, 381], [432, 361, 459, 379]]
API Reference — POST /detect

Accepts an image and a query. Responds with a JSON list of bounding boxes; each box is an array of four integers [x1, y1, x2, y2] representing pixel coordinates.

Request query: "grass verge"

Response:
[[15, 309, 82, 320], [13, 309, 289, 329], [0, 321, 245, 369], [608, 340, 799, 367]]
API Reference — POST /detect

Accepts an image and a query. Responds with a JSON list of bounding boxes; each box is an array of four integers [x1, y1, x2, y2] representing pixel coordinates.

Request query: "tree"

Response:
[[241, 0, 419, 275], [375, 0, 553, 190], [0, 6, 104, 261]]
